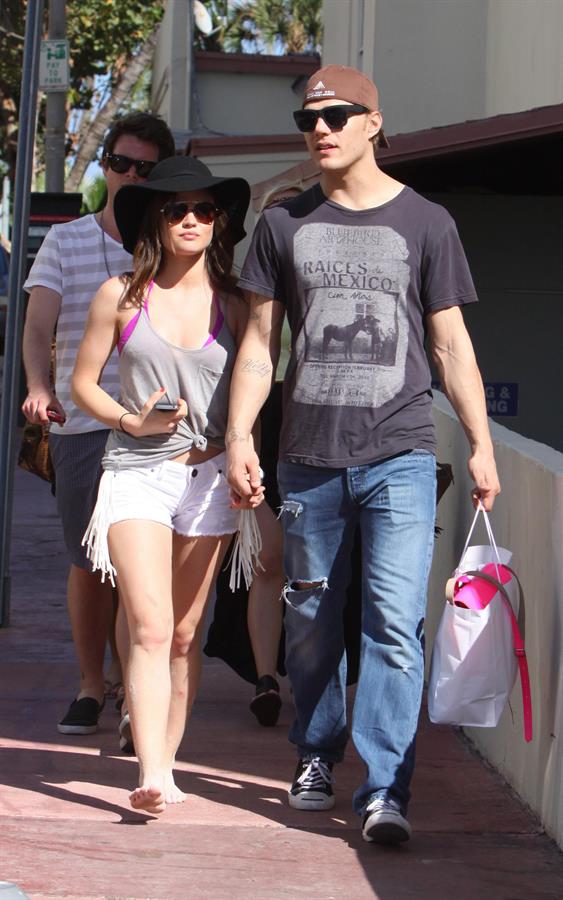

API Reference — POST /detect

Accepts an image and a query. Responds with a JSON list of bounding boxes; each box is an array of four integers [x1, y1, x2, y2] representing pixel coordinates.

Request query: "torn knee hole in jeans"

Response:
[[278, 500, 303, 519], [282, 577, 328, 603], [292, 578, 327, 590]]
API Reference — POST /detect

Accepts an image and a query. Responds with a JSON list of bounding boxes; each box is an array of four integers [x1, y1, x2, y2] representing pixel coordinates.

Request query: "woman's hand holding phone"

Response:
[[120, 388, 187, 437], [153, 400, 179, 412]]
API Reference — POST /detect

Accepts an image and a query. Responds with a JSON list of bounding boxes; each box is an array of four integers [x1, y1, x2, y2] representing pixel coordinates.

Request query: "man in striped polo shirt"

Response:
[[22, 112, 175, 737]]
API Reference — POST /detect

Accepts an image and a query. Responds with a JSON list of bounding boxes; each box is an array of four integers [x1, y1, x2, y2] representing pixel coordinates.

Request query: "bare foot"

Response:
[[164, 771, 186, 804], [129, 782, 166, 815]]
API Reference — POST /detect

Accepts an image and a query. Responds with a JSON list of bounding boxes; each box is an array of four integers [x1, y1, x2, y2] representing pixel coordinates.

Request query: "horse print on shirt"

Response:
[[292, 223, 410, 408], [322, 317, 367, 360]]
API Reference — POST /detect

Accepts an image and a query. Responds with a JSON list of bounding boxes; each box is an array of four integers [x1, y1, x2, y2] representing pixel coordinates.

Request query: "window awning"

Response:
[[378, 102, 563, 165]]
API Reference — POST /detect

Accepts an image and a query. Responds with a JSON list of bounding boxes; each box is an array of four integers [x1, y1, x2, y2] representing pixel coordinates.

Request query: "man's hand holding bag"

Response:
[[428, 505, 532, 742]]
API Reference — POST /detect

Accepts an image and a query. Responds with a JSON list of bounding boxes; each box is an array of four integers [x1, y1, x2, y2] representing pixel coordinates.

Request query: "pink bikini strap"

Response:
[[118, 280, 154, 354], [203, 293, 224, 347]]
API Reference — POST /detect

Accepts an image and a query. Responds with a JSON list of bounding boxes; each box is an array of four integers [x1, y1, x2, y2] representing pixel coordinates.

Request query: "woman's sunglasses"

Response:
[[293, 104, 368, 133], [160, 200, 219, 225], [103, 153, 157, 177]]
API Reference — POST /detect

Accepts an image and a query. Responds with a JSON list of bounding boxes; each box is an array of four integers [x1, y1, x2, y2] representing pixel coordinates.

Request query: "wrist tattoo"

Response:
[[240, 358, 271, 378], [226, 427, 248, 445]]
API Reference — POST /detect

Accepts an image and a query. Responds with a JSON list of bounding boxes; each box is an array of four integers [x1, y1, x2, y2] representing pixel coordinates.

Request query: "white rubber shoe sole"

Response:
[[288, 789, 335, 811], [362, 806, 412, 843]]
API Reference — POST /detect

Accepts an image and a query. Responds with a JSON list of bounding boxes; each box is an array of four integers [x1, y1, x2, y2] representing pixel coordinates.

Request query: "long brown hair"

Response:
[[121, 191, 242, 309]]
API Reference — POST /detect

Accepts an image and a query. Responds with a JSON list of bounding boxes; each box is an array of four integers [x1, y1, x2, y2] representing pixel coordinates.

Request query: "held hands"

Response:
[[226, 438, 265, 510], [468, 448, 501, 511], [121, 388, 187, 438], [22, 388, 66, 426]]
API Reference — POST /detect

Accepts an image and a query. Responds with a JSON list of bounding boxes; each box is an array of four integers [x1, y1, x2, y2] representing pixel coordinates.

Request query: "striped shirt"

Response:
[[23, 214, 132, 435]]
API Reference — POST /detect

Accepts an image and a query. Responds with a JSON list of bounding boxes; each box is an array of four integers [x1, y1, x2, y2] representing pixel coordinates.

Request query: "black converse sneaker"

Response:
[[288, 755, 335, 810], [362, 797, 412, 844]]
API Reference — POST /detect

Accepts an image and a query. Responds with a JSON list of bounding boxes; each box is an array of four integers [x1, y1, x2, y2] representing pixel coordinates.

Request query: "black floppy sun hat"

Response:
[[114, 155, 251, 253]]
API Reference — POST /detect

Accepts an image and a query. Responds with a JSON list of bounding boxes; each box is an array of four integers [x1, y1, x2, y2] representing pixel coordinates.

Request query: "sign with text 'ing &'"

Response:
[[432, 381, 518, 417], [484, 383, 518, 416]]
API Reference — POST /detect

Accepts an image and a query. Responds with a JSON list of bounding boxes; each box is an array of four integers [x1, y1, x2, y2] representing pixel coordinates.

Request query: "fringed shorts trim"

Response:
[[82, 452, 262, 588]]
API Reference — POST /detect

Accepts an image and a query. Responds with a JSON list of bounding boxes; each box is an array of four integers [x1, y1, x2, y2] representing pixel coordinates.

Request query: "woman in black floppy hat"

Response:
[[72, 156, 263, 815]]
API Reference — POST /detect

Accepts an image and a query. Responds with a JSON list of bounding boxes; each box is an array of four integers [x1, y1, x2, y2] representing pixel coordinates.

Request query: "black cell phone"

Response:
[[154, 400, 178, 412]]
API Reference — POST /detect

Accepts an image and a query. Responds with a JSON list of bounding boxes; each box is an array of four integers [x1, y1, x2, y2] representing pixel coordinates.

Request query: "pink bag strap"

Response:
[[449, 567, 532, 743]]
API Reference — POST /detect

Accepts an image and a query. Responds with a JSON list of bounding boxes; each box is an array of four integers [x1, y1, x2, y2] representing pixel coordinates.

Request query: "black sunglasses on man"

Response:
[[293, 104, 369, 133], [102, 153, 157, 178]]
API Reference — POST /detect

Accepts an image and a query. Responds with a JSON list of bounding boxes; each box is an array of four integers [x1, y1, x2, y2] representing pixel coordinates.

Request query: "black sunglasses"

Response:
[[103, 153, 157, 177], [160, 200, 219, 225], [293, 104, 369, 133]]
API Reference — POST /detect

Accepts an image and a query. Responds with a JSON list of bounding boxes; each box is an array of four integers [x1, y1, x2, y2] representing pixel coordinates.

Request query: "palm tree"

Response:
[[194, 0, 322, 55]]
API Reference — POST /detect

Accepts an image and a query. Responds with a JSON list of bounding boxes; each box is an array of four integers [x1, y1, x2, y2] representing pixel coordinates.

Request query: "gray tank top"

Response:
[[103, 293, 237, 470]]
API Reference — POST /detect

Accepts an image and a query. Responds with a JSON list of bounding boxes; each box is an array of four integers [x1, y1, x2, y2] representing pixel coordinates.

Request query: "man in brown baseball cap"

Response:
[[227, 62, 499, 845], [300, 64, 390, 149]]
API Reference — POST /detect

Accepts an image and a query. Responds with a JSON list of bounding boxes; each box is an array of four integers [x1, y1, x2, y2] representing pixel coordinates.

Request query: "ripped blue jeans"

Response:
[[277, 452, 436, 816]]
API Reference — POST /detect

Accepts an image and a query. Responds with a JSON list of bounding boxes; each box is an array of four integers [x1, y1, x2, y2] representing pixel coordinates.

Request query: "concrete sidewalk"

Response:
[[1, 467, 562, 900]]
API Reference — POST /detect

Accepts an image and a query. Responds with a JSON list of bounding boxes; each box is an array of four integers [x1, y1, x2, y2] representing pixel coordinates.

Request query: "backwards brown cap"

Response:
[[303, 64, 390, 149]]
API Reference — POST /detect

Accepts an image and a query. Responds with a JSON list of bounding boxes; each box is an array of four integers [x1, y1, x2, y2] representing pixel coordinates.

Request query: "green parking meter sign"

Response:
[[39, 40, 69, 92]]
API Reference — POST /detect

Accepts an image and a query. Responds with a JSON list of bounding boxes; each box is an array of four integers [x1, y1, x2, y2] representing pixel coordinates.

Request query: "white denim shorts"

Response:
[[108, 452, 238, 537], [83, 451, 245, 585]]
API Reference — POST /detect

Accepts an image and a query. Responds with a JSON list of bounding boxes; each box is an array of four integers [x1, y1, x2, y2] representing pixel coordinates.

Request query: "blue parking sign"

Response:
[[431, 380, 518, 417], [484, 383, 518, 416]]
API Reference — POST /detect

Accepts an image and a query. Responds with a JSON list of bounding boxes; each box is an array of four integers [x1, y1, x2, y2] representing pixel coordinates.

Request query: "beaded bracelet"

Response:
[[119, 412, 133, 434]]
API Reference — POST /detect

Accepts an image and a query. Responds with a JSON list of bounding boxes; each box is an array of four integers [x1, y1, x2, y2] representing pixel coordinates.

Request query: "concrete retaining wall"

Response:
[[428, 392, 563, 846]]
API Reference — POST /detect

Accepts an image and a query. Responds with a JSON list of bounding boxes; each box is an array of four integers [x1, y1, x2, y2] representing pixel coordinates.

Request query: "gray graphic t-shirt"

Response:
[[239, 185, 477, 467]]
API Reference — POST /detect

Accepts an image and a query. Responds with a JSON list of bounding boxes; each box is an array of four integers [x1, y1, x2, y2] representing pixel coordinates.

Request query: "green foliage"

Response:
[[0, 0, 166, 172], [81, 174, 107, 214], [1, 0, 323, 181], [194, 0, 323, 55], [66, 0, 166, 111], [0, 0, 29, 167]]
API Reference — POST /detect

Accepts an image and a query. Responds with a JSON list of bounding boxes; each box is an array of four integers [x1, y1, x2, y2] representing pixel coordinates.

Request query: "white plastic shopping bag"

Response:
[[428, 505, 532, 740]]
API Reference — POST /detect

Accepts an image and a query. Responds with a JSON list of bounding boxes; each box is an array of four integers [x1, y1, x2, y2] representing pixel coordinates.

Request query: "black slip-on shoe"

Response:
[[57, 697, 104, 735]]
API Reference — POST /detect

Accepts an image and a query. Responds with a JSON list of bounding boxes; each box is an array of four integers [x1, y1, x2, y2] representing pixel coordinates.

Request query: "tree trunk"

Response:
[[65, 24, 160, 191]]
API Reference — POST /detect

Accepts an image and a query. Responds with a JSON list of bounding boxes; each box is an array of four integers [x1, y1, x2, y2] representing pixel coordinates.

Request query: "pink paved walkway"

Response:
[[1, 467, 562, 899]]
